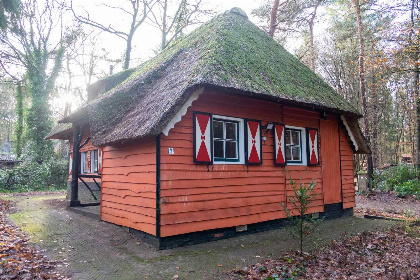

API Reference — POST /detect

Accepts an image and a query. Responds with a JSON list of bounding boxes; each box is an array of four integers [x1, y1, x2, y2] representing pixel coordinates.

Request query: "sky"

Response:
[[53, 0, 266, 115], [70, 0, 265, 73]]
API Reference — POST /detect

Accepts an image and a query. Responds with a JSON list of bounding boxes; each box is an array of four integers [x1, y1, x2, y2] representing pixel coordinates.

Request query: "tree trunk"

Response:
[[411, 0, 420, 170], [161, 0, 168, 50], [123, 35, 132, 70], [15, 81, 23, 158], [269, 0, 280, 38], [352, 0, 373, 189], [309, 1, 321, 71]]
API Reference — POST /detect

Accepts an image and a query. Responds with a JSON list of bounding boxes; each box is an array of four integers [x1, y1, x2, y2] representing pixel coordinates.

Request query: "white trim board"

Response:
[[162, 87, 204, 136], [340, 115, 359, 151]]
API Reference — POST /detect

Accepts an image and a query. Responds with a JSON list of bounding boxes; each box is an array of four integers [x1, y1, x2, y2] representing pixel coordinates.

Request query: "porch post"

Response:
[[69, 124, 82, 207]]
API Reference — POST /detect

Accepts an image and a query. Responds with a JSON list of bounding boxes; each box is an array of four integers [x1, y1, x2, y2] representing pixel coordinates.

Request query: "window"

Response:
[[213, 119, 239, 162], [81, 152, 88, 174], [211, 115, 245, 164], [90, 150, 98, 173], [284, 126, 307, 166], [285, 128, 302, 163]]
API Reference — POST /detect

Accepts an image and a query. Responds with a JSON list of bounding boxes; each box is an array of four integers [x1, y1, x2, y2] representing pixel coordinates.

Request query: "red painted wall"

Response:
[[159, 89, 339, 237], [68, 89, 356, 238], [100, 139, 157, 236]]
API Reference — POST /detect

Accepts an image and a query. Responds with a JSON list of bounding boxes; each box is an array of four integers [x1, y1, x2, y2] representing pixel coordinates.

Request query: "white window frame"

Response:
[[81, 152, 88, 174], [212, 115, 245, 165], [90, 150, 98, 173], [285, 125, 307, 166]]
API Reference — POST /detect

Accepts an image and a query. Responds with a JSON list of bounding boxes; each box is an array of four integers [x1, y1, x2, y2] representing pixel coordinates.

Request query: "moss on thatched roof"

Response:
[[72, 8, 360, 146]]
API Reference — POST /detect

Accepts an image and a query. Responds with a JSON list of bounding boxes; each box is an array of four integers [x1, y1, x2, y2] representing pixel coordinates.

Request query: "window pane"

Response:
[[214, 140, 224, 158], [226, 141, 237, 159], [285, 146, 292, 161], [225, 122, 237, 140], [285, 130, 291, 145], [292, 146, 301, 161], [213, 121, 223, 139], [292, 131, 300, 145]]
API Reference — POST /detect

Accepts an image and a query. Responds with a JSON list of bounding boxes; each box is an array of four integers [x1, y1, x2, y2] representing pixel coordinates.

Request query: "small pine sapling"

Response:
[[282, 177, 323, 256]]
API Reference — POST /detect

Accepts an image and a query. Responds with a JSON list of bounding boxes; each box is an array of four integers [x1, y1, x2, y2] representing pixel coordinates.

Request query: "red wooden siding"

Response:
[[159, 90, 326, 237], [320, 118, 342, 204], [340, 126, 356, 209], [283, 106, 324, 217], [100, 139, 157, 236]]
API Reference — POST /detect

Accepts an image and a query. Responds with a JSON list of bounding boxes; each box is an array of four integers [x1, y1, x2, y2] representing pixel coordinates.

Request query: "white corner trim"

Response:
[[340, 115, 359, 151], [162, 87, 204, 136]]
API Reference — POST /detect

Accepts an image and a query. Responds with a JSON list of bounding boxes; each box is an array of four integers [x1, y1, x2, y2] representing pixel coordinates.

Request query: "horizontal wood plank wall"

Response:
[[340, 126, 356, 209], [159, 90, 324, 237], [101, 139, 157, 236], [283, 107, 324, 215]]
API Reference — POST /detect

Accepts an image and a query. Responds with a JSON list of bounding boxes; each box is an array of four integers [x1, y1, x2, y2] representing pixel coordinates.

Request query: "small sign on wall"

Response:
[[168, 148, 175, 155]]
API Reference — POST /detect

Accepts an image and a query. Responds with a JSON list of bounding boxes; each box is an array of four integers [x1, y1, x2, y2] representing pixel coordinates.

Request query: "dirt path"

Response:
[[4, 194, 400, 280], [356, 192, 420, 217]]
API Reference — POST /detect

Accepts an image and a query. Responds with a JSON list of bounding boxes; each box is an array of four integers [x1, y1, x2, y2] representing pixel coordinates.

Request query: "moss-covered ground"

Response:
[[5, 194, 399, 279]]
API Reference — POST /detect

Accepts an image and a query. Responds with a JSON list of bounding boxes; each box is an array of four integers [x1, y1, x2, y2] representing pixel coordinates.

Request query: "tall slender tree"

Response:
[[351, 0, 374, 188], [0, 0, 71, 162], [147, 0, 211, 51], [71, 0, 157, 69]]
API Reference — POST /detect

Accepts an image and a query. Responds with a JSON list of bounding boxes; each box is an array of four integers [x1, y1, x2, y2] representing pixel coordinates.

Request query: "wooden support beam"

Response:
[[69, 125, 83, 207], [79, 177, 98, 200]]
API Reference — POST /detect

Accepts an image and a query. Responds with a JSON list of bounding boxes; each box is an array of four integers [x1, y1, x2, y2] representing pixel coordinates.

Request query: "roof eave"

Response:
[[200, 83, 363, 118]]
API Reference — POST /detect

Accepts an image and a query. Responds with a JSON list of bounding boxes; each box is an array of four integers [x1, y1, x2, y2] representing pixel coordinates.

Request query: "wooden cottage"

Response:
[[47, 8, 370, 249]]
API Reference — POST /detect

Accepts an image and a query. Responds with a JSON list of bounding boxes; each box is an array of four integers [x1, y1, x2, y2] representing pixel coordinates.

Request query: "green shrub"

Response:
[[372, 164, 417, 192], [0, 157, 68, 193], [394, 180, 420, 198]]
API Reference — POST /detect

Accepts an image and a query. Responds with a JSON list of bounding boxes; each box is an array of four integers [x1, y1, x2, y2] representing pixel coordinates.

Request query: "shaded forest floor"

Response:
[[229, 192, 420, 279], [228, 225, 420, 279], [355, 191, 420, 219]]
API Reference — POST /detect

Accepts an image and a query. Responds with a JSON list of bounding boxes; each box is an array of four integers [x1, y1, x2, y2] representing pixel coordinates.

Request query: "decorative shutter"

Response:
[[69, 153, 73, 175], [87, 151, 91, 173], [98, 149, 103, 174], [90, 150, 94, 173], [306, 128, 319, 165], [193, 112, 213, 164], [274, 123, 286, 166], [246, 120, 262, 164]]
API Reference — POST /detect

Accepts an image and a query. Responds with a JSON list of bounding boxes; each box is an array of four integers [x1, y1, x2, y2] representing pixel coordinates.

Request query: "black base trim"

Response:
[[130, 203, 353, 250]]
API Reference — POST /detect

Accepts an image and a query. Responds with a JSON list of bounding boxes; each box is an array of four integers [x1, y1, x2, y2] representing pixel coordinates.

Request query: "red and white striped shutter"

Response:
[[246, 120, 262, 164], [307, 128, 319, 165], [87, 151, 91, 173], [274, 124, 286, 166], [98, 148, 103, 174], [69, 153, 73, 175], [193, 112, 213, 164]]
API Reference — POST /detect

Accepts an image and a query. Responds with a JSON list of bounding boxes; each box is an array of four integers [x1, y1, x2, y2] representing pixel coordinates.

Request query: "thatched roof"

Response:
[[61, 8, 362, 147], [45, 123, 72, 140]]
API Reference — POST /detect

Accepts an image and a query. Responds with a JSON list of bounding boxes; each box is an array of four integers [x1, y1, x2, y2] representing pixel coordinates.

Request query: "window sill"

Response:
[[286, 162, 306, 166], [213, 161, 245, 165]]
